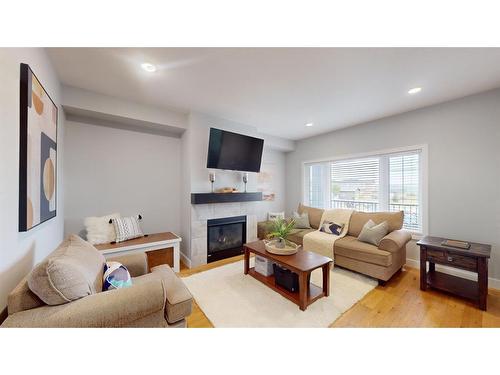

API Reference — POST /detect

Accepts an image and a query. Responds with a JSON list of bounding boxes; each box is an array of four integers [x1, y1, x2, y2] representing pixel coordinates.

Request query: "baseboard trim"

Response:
[[0, 306, 7, 326], [180, 252, 192, 269], [406, 258, 500, 290]]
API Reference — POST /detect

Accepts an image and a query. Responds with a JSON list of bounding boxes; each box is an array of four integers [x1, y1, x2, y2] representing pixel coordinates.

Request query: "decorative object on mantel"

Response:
[[191, 192, 262, 204], [19, 63, 58, 232], [242, 172, 249, 192], [216, 187, 239, 193], [264, 217, 299, 255], [209, 172, 215, 193]]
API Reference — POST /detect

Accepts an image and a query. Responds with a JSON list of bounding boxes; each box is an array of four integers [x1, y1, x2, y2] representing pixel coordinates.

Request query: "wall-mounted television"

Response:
[[207, 128, 264, 172]]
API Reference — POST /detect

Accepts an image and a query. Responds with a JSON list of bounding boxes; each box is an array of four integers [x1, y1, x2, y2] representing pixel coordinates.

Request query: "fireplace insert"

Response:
[[207, 215, 246, 263]]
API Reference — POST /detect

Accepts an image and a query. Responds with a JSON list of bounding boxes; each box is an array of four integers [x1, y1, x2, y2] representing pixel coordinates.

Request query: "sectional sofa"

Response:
[[258, 204, 412, 283]]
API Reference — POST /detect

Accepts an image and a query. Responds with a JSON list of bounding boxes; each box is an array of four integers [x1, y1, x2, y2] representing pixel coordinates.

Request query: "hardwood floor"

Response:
[[179, 256, 500, 328]]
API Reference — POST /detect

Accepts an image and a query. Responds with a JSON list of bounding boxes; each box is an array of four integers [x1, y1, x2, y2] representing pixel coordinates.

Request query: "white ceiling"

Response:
[[47, 48, 500, 140]]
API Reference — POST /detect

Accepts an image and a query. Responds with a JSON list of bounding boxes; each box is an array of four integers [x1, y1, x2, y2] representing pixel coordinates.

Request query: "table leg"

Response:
[[244, 247, 249, 275], [298, 272, 308, 311], [429, 262, 435, 272], [478, 258, 488, 311], [322, 263, 330, 297], [420, 247, 427, 291]]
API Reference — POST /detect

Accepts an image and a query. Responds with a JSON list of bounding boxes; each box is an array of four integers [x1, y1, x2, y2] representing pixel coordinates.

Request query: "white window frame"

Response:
[[301, 144, 428, 238]]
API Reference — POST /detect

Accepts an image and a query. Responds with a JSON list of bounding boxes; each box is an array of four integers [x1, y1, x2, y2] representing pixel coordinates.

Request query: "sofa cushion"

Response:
[[286, 228, 316, 246], [134, 265, 192, 324], [348, 211, 403, 237], [28, 235, 106, 305], [293, 211, 311, 229], [298, 203, 324, 229], [334, 236, 392, 267], [357, 219, 389, 246]]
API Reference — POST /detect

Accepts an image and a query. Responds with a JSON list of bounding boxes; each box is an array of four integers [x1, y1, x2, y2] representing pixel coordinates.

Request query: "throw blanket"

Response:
[[303, 209, 354, 259]]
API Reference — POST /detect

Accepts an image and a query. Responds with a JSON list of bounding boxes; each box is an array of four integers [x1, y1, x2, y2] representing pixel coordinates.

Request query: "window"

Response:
[[304, 148, 424, 233]]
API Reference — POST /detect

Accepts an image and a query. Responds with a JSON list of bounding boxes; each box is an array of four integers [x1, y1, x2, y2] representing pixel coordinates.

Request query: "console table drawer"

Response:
[[427, 249, 476, 271]]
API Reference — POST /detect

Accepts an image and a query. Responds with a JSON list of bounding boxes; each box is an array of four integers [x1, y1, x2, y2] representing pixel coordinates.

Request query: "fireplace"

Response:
[[207, 215, 247, 263]]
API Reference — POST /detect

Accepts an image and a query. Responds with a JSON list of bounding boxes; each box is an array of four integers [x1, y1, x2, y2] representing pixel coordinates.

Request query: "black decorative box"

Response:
[[273, 264, 299, 292]]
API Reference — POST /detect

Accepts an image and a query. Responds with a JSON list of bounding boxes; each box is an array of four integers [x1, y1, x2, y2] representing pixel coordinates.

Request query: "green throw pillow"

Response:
[[293, 211, 311, 229], [357, 219, 389, 246]]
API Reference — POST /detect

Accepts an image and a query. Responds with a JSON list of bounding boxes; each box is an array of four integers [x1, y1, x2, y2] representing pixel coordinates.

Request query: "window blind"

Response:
[[389, 152, 421, 231], [330, 157, 379, 212]]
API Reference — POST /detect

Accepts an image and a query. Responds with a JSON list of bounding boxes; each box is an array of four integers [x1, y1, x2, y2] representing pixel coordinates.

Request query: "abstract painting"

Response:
[[19, 63, 58, 231]]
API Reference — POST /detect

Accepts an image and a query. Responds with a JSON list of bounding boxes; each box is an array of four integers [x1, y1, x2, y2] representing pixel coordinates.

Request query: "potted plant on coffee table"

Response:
[[265, 218, 300, 255]]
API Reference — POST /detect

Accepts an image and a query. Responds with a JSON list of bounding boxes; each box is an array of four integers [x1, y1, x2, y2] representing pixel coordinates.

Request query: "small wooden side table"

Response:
[[95, 232, 181, 272], [416, 236, 491, 310]]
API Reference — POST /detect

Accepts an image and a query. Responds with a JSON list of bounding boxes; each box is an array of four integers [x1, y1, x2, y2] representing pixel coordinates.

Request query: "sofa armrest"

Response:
[[150, 265, 193, 324], [1, 280, 165, 328], [378, 230, 412, 253], [107, 252, 148, 277]]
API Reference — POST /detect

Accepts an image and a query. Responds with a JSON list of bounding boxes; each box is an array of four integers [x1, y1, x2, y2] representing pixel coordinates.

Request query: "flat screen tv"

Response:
[[207, 128, 264, 172]]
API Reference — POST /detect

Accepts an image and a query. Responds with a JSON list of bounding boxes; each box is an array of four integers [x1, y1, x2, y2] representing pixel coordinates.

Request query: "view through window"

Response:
[[305, 149, 422, 232]]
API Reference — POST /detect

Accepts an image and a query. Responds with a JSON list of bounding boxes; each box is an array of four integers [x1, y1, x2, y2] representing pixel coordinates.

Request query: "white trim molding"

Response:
[[180, 251, 192, 269]]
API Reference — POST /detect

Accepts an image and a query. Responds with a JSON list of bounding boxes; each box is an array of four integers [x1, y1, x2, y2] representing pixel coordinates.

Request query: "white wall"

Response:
[[63, 120, 181, 237], [0, 48, 65, 312], [286, 88, 500, 281]]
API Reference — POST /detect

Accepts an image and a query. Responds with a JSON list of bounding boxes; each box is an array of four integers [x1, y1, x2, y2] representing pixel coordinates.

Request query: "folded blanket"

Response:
[[303, 208, 354, 259]]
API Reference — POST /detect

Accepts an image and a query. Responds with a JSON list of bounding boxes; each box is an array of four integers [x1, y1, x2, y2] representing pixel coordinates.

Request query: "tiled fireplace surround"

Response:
[[190, 202, 260, 267]]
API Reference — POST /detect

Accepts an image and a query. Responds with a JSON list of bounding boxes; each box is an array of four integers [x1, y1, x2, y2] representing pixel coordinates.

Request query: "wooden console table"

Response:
[[416, 236, 491, 310], [95, 232, 181, 272]]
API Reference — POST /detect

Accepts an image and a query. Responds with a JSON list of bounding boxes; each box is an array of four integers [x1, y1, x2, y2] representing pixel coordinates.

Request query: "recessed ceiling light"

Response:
[[408, 87, 422, 95], [305, 122, 314, 127], [141, 63, 157, 73]]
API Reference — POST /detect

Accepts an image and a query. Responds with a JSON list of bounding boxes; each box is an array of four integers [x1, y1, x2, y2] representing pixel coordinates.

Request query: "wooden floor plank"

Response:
[[179, 257, 500, 328]]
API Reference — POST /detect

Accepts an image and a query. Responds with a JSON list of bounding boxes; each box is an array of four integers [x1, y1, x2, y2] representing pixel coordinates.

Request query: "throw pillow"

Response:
[[111, 215, 144, 243], [84, 213, 121, 245], [319, 220, 344, 236], [357, 219, 389, 246], [28, 235, 106, 305], [268, 212, 285, 221], [293, 211, 311, 229], [103, 261, 132, 291]]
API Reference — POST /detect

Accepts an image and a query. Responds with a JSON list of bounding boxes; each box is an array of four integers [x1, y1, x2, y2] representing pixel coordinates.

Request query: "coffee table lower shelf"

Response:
[[247, 267, 324, 308]]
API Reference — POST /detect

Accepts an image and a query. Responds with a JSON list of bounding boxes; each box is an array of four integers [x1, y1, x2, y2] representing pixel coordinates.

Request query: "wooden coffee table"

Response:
[[243, 240, 332, 311]]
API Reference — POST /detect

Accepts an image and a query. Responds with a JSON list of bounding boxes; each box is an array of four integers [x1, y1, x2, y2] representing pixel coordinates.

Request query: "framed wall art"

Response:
[[19, 63, 58, 232]]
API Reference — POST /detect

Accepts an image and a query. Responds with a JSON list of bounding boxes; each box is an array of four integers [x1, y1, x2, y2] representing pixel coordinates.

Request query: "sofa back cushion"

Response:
[[28, 235, 106, 305], [348, 211, 403, 237], [297, 203, 324, 229]]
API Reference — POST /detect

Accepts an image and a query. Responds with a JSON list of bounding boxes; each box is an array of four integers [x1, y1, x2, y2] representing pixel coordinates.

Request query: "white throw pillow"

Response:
[[111, 215, 144, 243], [268, 212, 285, 221], [84, 213, 121, 245], [357, 219, 389, 246]]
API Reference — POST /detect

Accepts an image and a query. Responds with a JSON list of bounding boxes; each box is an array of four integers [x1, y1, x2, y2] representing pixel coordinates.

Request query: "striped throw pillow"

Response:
[[111, 215, 144, 243]]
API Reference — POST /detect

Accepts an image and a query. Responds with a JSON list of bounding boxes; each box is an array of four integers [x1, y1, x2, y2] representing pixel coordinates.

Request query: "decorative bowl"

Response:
[[264, 239, 301, 255]]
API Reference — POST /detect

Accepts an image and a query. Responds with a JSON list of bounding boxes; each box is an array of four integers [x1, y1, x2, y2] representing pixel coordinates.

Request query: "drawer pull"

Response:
[[447, 256, 453, 262]]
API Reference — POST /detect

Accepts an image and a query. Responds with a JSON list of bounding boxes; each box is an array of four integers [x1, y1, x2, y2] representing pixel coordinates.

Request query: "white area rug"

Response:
[[182, 259, 377, 327]]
